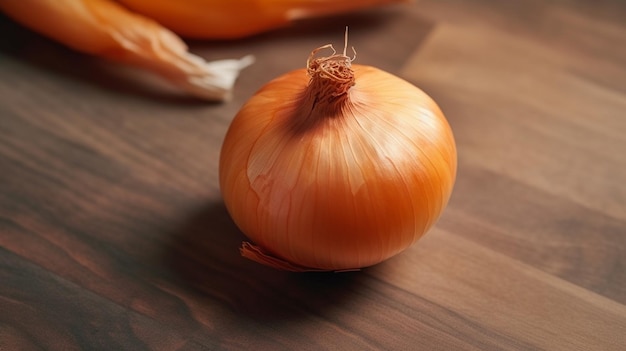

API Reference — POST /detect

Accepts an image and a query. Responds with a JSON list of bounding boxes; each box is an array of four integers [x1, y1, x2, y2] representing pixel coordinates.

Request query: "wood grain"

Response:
[[1, 1, 625, 350], [404, 21, 626, 303]]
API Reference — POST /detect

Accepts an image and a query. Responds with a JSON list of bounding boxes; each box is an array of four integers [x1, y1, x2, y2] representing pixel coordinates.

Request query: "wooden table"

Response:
[[2, 1, 625, 350]]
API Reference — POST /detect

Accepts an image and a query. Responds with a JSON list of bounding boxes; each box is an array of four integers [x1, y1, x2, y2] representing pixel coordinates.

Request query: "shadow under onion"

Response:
[[164, 202, 366, 321]]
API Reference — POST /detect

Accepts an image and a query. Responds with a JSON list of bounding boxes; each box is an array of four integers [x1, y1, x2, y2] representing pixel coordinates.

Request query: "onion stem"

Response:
[[306, 28, 357, 102]]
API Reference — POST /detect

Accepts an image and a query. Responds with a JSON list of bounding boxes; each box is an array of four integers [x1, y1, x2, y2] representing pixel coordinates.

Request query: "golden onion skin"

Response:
[[219, 64, 456, 271]]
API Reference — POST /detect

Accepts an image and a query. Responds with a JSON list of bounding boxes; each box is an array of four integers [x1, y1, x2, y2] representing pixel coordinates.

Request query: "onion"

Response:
[[219, 39, 457, 271]]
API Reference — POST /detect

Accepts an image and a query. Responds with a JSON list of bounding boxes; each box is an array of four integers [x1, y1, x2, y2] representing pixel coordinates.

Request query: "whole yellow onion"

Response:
[[219, 43, 457, 271]]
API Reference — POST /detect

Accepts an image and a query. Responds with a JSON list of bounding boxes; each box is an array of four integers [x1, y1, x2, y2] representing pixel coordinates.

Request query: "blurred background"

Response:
[[1, 0, 625, 350]]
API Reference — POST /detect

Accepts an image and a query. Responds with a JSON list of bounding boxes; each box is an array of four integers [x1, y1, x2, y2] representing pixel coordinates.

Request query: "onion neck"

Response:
[[304, 45, 355, 111]]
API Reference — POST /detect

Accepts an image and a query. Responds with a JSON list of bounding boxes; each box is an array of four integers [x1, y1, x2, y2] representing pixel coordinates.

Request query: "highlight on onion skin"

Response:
[[219, 44, 457, 272]]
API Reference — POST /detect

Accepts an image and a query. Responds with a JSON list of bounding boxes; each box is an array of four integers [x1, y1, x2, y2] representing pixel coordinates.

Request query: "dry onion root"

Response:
[[0, 0, 253, 101], [219, 37, 457, 272]]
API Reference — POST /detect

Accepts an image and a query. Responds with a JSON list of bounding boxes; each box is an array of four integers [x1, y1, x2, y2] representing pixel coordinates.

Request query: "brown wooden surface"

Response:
[[1, 1, 625, 350]]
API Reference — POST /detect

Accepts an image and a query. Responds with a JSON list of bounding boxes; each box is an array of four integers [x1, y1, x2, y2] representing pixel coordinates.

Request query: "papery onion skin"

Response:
[[219, 57, 456, 271]]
